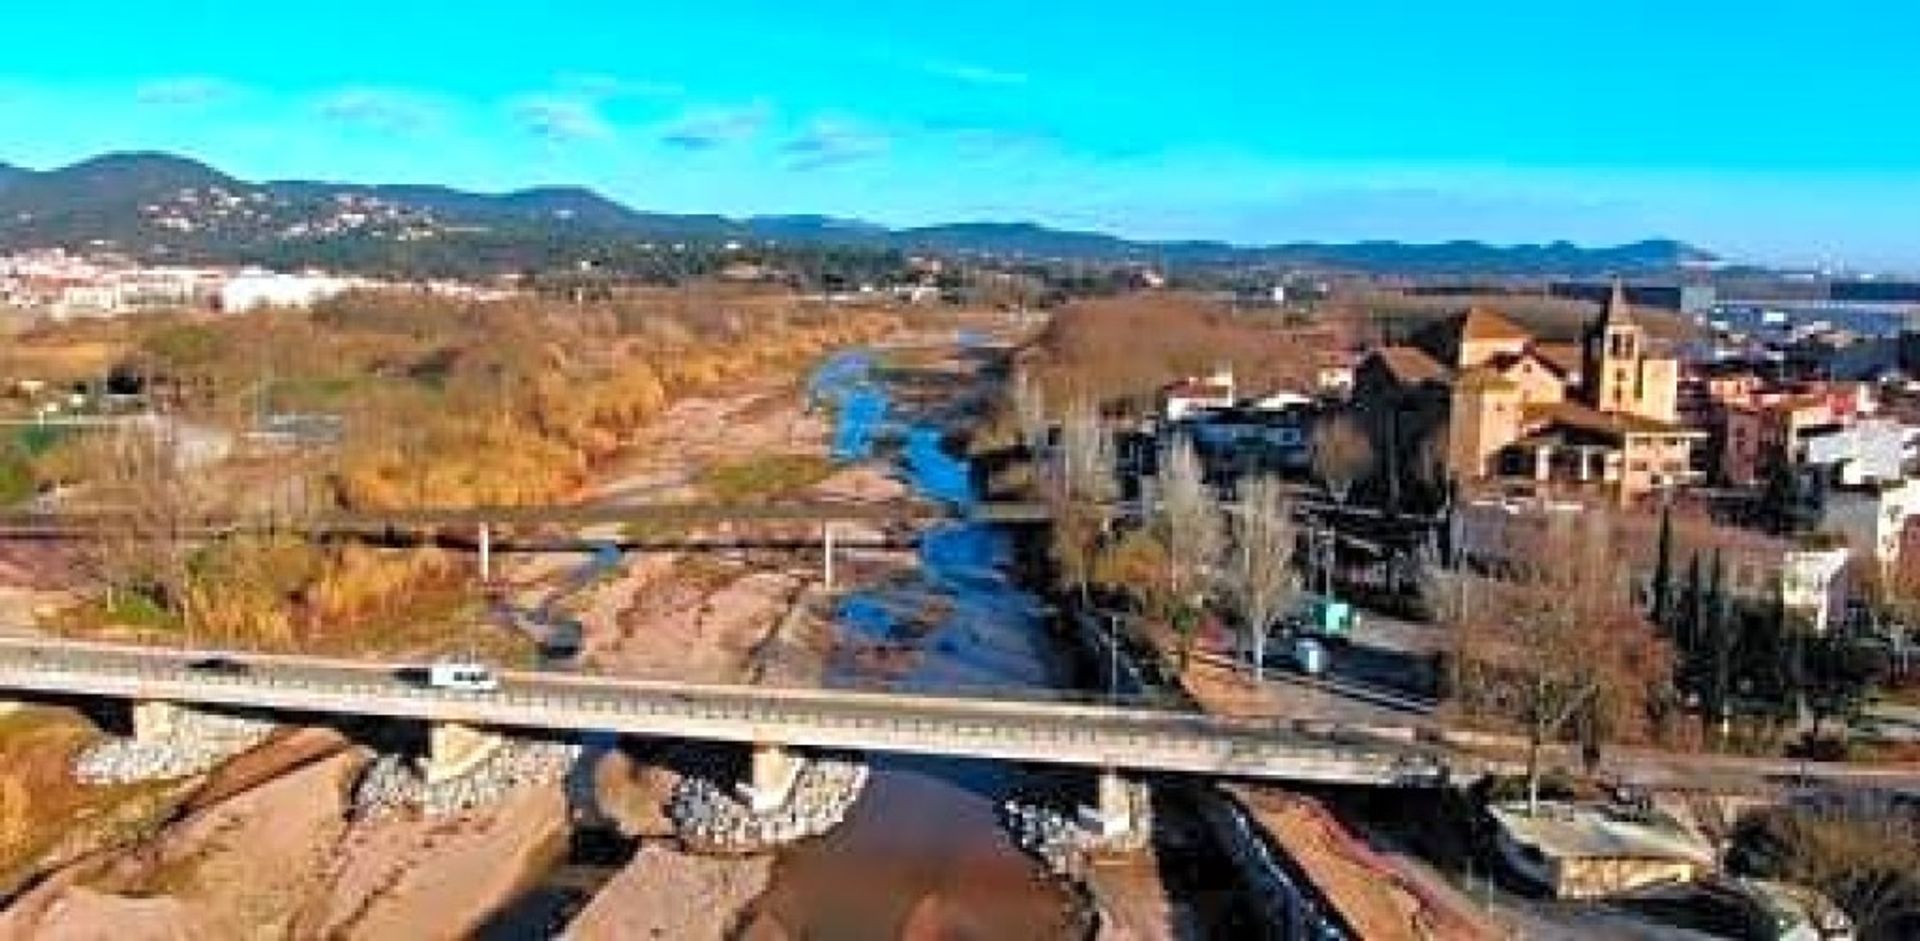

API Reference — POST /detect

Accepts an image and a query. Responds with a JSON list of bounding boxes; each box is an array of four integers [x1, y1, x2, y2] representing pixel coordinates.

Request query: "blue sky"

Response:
[[2, 1, 1918, 267]]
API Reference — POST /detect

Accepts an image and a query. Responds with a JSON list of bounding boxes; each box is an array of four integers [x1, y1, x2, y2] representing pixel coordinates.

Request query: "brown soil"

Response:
[[590, 749, 680, 840], [302, 784, 568, 940], [1228, 786, 1497, 941], [564, 843, 774, 941], [0, 708, 197, 898], [0, 736, 368, 940]]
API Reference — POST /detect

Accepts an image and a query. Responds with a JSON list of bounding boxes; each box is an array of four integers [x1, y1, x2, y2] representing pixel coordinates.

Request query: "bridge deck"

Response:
[[0, 637, 1440, 786], [0, 500, 1054, 537]]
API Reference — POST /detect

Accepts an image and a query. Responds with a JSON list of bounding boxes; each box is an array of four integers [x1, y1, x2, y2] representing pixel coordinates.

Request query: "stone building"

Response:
[[1354, 283, 1701, 504]]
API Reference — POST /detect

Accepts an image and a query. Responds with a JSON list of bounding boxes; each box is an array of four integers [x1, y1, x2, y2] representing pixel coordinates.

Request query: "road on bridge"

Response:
[[0, 637, 1442, 786]]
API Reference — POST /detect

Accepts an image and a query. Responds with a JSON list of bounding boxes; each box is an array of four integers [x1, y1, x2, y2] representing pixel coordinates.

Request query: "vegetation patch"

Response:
[[0, 707, 191, 895], [699, 454, 836, 504]]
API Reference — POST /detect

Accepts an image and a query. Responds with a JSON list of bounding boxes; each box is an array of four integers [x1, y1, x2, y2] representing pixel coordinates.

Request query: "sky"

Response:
[[2, 1, 1918, 268]]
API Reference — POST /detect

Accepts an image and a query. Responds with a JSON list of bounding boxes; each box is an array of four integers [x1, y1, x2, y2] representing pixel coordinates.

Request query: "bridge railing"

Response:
[[0, 643, 1452, 780]]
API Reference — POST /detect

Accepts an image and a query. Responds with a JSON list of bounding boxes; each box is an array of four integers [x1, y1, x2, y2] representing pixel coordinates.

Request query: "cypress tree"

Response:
[[1708, 549, 1732, 735], [1651, 503, 1675, 630], [1682, 552, 1704, 658]]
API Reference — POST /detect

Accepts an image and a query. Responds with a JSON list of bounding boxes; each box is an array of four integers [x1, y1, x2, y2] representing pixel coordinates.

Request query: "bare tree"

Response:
[[1046, 399, 1118, 607], [80, 419, 217, 634], [1156, 438, 1224, 672], [1311, 413, 1374, 504], [1011, 368, 1050, 457], [1224, 475, 1299, 680], [1450, 513, 1675, 812], [1733, 798, 1920, 940], [1054, 398, 1117, 506]]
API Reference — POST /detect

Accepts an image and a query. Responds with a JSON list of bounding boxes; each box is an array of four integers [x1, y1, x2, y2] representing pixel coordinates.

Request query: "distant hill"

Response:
[[0, 151, 1719, 277]]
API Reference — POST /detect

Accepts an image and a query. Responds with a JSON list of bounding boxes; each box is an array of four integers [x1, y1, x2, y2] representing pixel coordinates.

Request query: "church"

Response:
[[1353, 284, 1702, 504]]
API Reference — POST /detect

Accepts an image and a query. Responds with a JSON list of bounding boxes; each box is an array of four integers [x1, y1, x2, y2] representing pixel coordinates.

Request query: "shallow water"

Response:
[[749, 346, 1091, 938]]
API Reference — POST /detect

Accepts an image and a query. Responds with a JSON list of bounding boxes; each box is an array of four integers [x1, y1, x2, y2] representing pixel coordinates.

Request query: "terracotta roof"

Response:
[[1521, 401, 1699, 439], [1367, 346, 1450, 386], [1457, 306, 1533, 342], [1533, 342, 1583, 376]]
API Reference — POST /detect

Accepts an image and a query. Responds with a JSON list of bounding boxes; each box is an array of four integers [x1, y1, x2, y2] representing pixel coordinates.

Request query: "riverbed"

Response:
[[745, 345, 1092, 937]]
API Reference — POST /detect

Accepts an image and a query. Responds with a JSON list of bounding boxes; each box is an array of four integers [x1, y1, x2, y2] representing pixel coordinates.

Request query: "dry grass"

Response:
[[1026, 292, 1337, 413], [698, 454, 836, 504], [35, 288, 901, 654], [1329, 290, 1700, 345], [0, 707, 191, 894]]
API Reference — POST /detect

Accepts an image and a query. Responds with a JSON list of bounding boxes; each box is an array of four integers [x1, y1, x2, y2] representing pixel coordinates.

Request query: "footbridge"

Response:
[[0, 501, 1053, 539]]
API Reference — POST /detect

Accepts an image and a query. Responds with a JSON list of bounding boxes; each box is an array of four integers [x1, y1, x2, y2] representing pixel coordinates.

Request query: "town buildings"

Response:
[[1354, 283, 1702, 504]]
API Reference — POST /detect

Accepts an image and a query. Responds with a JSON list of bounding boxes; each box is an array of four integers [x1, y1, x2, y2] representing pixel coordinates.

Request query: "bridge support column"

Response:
[[1085, 768, 1150, 842], [133, 700, 187, 741], [421, 722, 508, 785], [479, 523, 493, 584], [822, 523, 835, 591], [740, 742, 803, 814]]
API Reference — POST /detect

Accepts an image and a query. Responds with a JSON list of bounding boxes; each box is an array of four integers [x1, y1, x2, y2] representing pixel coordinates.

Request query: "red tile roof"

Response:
[[1457, 306, 1532, 342], [1367, 346, 1450, 386]]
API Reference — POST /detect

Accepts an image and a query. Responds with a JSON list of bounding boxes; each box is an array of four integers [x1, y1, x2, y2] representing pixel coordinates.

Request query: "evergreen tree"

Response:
[[1708, 549, 1733, 735], [1651, 504, 1675, 630], [1682, 552, 1705, 661]]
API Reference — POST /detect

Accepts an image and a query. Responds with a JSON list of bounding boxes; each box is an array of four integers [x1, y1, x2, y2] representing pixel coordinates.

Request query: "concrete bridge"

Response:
[[0, 500, 1054, 538], [0, 636, 1442, 830]]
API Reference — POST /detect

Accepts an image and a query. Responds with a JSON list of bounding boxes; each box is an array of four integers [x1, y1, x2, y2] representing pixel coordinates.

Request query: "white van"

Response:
[[427, 661, 499, 692]]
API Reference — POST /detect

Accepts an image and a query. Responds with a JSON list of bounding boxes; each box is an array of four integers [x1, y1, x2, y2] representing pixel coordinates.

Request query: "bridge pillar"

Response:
[[133, 700, 187, 741], [420, 721, 508, 785], [822, 523, 836, 591], [739, 742, 803, 814], [1085, 768, 1150, 842], [479, 522, 493, 584]]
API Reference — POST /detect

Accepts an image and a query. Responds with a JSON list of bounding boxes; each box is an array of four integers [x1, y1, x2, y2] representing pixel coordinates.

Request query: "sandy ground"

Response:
[[0, 732, 362, 940], [306, 785, 567, 939], [1227, 786, 1497, 941], [566, 843, 774, 941], [1084, 856, 1177, 941]]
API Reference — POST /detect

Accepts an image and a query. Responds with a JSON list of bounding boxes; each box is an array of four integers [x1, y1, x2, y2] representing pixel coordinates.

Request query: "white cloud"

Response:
[[658, 103, 771, 150], [512, 95, 613, 143], [782, 118, 890, 170], [555, 72, 682, 100], [136, 76, 237, 107], [315, 87, 440, 134], [923, 60, 1028, 86]]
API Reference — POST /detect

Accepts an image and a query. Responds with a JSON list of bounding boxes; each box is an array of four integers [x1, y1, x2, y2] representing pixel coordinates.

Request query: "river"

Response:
[[747, 346, 1091, 937]]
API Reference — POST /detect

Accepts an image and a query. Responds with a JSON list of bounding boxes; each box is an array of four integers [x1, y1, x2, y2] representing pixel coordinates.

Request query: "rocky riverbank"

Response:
[[1003, 790, 1155, 882], [668, 752, 869, 854], [354, 737, 582, 818], [72, 710, 279, 785]]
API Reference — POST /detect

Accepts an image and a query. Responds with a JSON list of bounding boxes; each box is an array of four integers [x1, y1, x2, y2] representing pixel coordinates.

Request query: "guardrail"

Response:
[[0, 500, 1056, 536], [0, 639, 1445, 785]]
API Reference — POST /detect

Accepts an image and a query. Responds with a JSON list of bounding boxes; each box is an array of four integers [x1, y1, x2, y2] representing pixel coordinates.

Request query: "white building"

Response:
[[1160, 368, 1236, 422], [1818, 477, 1920, 570], [219, 271, 354, 313], [1803, 418, 1916, 486]]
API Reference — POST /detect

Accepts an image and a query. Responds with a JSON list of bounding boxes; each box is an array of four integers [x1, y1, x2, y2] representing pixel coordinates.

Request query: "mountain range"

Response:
[[0, 152, 1718, 276]]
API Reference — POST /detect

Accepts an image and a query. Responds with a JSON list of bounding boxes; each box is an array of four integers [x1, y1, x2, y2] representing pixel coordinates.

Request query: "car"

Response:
[[186, 655, 250, 677], [426, 661, 499, 692]]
